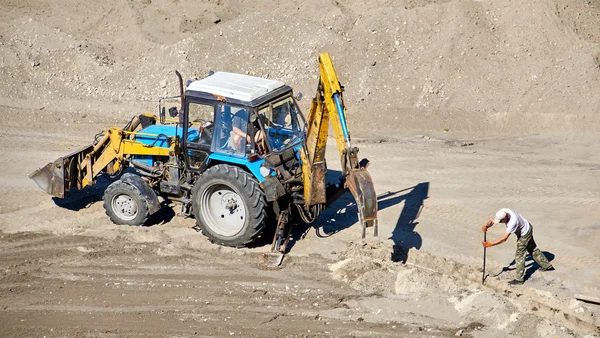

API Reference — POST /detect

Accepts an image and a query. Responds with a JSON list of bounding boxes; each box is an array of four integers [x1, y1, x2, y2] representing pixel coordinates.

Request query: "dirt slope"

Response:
[[1, 0, 599, 137]]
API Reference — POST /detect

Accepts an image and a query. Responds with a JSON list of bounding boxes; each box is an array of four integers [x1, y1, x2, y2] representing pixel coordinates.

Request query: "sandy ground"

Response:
[[1, 0, 600, 336], [1, 107, 599, 337]]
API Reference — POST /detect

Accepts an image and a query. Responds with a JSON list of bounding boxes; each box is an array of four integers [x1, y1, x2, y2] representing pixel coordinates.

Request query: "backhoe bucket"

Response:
[[29, 145, 93, 199], [346, 168, 378, 238]]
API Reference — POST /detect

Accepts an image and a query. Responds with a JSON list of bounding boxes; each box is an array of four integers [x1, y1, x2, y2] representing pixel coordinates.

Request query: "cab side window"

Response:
[[187, 102, 214, 145], [213, 104, 249, 157], [186, 102, 214, 169]]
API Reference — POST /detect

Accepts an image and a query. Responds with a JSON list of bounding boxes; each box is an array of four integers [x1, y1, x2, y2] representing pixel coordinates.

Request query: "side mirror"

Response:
[[185, 80, 192, 87], [168, 106, 178, 118], [295, 92, 303, 101]]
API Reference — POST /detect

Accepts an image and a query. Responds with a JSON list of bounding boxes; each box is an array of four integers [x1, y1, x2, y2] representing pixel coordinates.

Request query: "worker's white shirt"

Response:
[[504, 209, 531, 237]]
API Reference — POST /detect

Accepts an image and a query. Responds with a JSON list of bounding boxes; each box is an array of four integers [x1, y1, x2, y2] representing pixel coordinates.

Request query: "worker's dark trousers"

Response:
[[515, 224, 553, 281]]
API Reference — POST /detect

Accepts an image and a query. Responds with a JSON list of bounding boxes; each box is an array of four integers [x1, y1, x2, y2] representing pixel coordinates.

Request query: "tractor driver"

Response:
[[231, 108, 265, 153]]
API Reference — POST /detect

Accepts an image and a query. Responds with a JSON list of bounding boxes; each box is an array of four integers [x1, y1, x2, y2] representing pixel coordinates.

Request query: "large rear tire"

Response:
[[192, 164, 267, 247], [103, 180, 150, 226]]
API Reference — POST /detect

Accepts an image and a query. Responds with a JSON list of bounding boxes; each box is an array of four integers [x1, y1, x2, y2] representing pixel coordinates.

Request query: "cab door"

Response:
[[183, 100, 215, 172]]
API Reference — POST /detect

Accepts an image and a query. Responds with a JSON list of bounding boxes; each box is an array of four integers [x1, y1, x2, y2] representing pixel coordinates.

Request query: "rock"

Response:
[[210, 12, 221, 24], [160, 79, 167, 88]]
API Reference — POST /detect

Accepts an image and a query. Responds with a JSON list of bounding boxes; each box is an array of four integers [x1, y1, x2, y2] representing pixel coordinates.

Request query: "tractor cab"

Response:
[[179, 72, 306, 177]]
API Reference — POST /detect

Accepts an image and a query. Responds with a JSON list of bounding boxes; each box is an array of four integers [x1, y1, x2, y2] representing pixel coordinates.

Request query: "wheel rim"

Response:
[[111, 193, 139, 221], [200, 184, 246, 237]]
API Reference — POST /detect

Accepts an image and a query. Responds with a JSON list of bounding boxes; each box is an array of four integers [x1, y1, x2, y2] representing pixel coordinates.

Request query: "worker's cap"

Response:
[[493, 209, 508, 224]]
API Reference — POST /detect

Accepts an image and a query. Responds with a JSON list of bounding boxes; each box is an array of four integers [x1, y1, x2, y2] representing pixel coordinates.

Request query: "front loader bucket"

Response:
[[29, 160, 66, 198], [346, 168, 378, 238], [29, 145, 94, 199]]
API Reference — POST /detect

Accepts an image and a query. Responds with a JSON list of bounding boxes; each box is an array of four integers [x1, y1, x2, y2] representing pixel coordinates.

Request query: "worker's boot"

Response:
[[508, 279, 524, 285]]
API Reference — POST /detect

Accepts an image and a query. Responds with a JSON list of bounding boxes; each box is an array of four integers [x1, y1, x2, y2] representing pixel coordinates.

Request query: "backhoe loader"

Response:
[[29, 53, 377, 264]]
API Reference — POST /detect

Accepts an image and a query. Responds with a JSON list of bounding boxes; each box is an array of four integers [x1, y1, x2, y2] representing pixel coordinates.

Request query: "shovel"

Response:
[[482, 232, 487, 284]]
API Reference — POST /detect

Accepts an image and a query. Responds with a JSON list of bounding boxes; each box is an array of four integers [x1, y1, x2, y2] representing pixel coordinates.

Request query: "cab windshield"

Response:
[[257, 96, 305, 152]]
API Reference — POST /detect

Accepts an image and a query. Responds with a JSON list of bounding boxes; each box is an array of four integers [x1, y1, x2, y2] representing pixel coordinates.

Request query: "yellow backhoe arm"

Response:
[[300, 53, 378, 237]]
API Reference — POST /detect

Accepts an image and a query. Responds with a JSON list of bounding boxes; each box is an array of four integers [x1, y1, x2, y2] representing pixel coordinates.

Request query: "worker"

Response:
[[481, 208, 554, 285], [230, 108, 264, 153]]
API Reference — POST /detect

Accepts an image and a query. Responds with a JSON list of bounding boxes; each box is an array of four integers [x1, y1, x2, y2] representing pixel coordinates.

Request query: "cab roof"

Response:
[[186, 72, 287, 103]]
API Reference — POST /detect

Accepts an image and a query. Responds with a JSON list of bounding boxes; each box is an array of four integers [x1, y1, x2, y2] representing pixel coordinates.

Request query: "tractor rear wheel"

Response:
[[192, 164, 267, 247], [103, 180, 150, 226]]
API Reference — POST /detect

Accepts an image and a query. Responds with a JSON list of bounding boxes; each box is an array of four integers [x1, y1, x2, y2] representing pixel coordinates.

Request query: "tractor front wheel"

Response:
[[192, 164, 267, 247], [103, 180, 150, 226]]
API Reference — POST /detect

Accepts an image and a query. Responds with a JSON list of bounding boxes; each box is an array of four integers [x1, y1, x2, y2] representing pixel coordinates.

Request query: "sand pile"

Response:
[[1, 0, 599, 137], [329, 239, 583, 337]]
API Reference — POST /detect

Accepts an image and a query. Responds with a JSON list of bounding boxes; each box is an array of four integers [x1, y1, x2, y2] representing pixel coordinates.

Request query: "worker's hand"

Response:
[[482, 240, 493, 248], [481, 225, 488, 232]]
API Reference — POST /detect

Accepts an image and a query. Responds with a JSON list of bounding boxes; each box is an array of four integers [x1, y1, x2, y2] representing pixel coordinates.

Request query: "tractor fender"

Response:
[[119, 173, 161, 215]]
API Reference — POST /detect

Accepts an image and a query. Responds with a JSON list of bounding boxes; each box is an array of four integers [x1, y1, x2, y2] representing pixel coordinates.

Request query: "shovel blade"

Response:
[[266, 253, 285, 267]]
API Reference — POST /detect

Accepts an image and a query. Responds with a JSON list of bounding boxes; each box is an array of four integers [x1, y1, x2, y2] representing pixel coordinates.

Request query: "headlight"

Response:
[[260, 166, 271, 177]]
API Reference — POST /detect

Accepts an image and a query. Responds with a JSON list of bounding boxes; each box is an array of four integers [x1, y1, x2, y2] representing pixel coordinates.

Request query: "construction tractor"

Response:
[[29, 53, 377, 263]]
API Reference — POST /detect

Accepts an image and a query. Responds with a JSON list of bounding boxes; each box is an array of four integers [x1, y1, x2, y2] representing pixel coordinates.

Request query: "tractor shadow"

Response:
[[52, 176, 111, 211], [146, 202, 177, 226], [52, 168, 141, 211], [284, 168, 429, 258], [389, 182, 429, 263], [490, 251, 555, 280], [52, 171, 175, 226]]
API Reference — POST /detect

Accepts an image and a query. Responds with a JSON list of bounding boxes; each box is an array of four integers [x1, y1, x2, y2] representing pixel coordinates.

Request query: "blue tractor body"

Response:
[[134, 124, 268, 183]]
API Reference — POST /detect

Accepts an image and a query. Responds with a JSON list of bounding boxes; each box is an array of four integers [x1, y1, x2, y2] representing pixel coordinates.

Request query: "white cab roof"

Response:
[[186, 72, 286, 102]]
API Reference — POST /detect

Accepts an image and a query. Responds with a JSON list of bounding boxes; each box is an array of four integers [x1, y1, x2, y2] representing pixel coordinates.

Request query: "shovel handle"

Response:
[[482, 232, 487, 284]]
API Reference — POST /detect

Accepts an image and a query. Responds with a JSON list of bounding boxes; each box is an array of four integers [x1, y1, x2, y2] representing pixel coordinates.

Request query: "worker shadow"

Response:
[[491, 251, 555, 280], [389, 182, 429, 263]]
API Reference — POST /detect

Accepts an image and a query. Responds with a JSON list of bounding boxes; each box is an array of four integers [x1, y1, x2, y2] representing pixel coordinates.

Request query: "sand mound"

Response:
[[395, 266, 463, 296], [1, 0, 599, 137], [330, 238, 586, 337]]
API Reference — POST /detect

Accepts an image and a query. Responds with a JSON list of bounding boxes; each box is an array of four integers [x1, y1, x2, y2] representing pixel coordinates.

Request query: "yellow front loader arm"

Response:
[[300, 53, 378, 237], [29, 114, 174, 198]]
